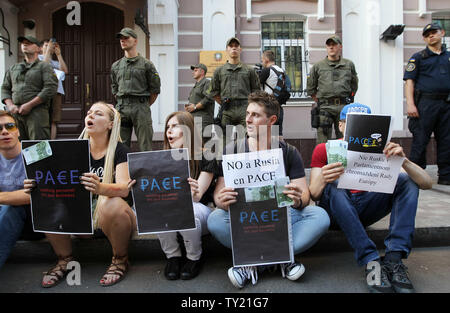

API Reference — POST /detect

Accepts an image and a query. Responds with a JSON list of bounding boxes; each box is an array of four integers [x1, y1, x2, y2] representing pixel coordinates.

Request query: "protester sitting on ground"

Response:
[[157, 111, 218, 280], [308, 103, 433, 293], [0, 111, 32, 269], [25, 101, 136, 287], [207, 91, 330, 289]]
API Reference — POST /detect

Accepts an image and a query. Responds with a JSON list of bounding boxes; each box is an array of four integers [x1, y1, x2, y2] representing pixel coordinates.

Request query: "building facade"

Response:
[[1, 0, 449, 164]]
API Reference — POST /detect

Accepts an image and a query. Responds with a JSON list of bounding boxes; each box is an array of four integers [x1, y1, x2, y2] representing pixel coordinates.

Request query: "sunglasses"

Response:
[[0, 122, 18, 132]]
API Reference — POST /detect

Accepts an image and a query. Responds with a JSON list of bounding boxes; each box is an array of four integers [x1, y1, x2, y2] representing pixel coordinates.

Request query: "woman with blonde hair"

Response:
[[25, 101, 136, 287], [158, 111, 217, 280]]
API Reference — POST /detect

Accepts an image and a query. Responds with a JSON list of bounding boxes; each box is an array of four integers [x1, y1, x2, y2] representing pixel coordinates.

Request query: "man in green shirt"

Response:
[[111, 28, 161, 151], [1, 36, 58, 140], [186, 63, 214, 144], [307, 36, 358, 144], [208, 37, 261, 132]]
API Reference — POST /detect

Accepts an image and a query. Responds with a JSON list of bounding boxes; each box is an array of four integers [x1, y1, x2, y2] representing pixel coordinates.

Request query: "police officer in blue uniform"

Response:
[[404, 22, 450, 185]]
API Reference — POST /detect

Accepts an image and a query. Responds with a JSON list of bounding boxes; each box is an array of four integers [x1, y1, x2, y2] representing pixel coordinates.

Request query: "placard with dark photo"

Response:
[[128, 149, 195, 234], [229, 186, 293, 267], [22, 140, 92, 234]]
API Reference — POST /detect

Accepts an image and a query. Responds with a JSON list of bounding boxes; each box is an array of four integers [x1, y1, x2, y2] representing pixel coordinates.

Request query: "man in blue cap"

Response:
[[309, 103, 433, 293], [404, 22, 450, 185]]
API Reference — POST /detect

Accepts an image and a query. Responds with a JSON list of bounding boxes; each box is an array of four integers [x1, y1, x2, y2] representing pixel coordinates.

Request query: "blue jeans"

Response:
[[319, 173, 419, 266], [207, 205, 330, 256], [0, 205, 28, 269]]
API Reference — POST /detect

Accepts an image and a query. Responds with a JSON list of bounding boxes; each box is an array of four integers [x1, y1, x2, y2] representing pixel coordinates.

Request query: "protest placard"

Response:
[[337, 114, 405, 193], [22, 140, 92, 234], [222, 148, 285, 188], [229, 186, 293, 267], [128, 149, 196, 234]]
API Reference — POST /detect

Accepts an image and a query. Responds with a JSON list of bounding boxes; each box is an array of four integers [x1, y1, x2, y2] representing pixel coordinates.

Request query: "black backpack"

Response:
[[265, 66, 291, 105]]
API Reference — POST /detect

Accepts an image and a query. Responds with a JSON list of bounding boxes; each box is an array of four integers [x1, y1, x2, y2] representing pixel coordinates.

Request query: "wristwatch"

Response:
[[193, 104, 197, 110]]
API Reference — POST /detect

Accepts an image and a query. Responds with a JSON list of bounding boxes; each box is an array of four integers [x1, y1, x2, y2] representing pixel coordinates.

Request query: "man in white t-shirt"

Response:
[[259, 50, 287, 137], [39, 39, 68, 139]]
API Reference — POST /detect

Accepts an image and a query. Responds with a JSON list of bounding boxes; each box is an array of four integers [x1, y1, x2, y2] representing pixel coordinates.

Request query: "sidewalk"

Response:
[[7, 166, 450, 263]]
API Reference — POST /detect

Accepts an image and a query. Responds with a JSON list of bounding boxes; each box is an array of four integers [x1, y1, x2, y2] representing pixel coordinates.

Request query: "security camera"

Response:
[[23, 19, 36, 30]]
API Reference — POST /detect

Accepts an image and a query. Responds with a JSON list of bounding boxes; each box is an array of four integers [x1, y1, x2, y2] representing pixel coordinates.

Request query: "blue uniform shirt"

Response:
[[403, 46, 450, 93]]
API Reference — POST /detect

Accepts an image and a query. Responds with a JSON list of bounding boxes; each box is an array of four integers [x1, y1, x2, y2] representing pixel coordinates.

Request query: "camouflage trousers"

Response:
[[316, 103, 346, 144], [116, 98, 153, 152], [221, 102, 247, 129], [15, 104, 50, 140]]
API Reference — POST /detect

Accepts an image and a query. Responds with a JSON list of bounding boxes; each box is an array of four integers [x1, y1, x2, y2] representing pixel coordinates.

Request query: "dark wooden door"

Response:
[[53, 3, 124, 138]]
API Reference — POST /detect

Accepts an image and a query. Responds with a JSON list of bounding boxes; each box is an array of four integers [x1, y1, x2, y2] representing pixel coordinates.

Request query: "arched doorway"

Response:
[[53, 2, 124, 138]]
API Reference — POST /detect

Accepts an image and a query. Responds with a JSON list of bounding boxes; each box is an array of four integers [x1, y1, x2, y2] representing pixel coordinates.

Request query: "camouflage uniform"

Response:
[[111, 54, 160, 151], [188, 76, 214, 142], [208, 62, 261, 129], [111, 28, 161, 152], [307, 56, 358, 144], [1, 58, 58, 140]]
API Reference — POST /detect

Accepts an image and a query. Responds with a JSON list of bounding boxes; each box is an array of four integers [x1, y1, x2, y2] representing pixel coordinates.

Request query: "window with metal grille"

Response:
[[261, 20, 308, 99], [432, 15, 450, 51]]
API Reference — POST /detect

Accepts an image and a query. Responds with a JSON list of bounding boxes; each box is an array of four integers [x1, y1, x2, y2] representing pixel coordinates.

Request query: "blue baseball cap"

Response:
[[340, 103, 371, 120]]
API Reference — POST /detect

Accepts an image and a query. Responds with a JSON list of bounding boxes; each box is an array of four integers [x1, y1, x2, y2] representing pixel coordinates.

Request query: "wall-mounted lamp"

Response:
[[135, 9, 150, 39], [380, 24, 405, 42], [23, 19, 36, 30]]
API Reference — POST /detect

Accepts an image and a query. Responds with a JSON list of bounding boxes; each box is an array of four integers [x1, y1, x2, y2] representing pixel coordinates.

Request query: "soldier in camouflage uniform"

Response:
[[186, 63, 214, 144], [208, 37, 261, 131], [1, 36, 58, 140], [307, 36, 358, 144], [111, 28, 161, 152]]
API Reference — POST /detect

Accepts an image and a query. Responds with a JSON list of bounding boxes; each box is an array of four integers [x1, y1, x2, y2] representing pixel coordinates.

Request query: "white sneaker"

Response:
[[227, 266, 258, 289], [280, 262, 305, 281]]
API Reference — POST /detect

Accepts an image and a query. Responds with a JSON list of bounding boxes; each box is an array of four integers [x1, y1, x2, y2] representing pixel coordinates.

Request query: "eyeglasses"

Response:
[[0, 123, 17, 132]]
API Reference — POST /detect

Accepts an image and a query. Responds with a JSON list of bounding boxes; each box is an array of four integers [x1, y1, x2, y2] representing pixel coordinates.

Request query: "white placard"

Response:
[[337, 151, 405, 193], [222, 148, 285, 188]]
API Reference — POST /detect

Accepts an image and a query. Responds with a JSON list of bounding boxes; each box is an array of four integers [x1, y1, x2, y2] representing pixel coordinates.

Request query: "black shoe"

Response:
[[365, 260, 395, 293], [180, 258, 202, 280], [164, 257, 181, 280], [438, 178, 450, 185], [383, 260, 415, 293]]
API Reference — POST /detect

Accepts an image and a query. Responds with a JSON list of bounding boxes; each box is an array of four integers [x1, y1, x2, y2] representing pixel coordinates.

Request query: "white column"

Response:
[[203, 0, 235, 50], [379, 0, 404, 131], [148, 0, 179, 133], [342, 0, 380, 114], [202, 0, 236, 117], [317, 0, 325, 22], [341, 0, 403, 131], [246, 0, 252, 22], [418, 0, 427, 18]]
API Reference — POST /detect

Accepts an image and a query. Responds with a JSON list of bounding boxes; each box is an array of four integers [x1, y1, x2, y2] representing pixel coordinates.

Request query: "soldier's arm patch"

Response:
[[406, 63, 416, 72]]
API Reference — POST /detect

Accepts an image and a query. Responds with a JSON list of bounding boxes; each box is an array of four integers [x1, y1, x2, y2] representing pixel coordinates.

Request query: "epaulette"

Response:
[[419, 49, 430, 59]]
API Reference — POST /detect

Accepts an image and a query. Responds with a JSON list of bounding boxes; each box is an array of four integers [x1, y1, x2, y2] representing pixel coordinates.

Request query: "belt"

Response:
[[224, 99, 247, 107], [117, 95, 150, 103], [420, 93, 448, 100], [319, 97, 348, 105]]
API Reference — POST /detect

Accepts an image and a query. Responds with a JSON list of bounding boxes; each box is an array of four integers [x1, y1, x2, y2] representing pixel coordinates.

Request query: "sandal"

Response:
[[99, 255, 129, 287], [41, 255, 74, 288]]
